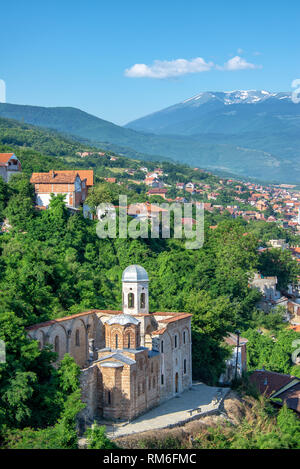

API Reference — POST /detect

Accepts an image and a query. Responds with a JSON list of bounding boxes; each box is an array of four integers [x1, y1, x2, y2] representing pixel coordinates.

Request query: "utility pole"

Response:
[[235, 330, 240, 381]]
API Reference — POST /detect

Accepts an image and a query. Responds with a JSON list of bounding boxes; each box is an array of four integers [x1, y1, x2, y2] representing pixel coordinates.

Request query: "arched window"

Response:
[[128, 292, 134, 308], [184, 359, 187, 374], [161, 374, 164, 385], [153, 376, 155, 388], [140, 292, 145, 309], [54, 336, 59, 354], [174, 335, 178, 349], [115, 334, 118, 349], [126, 333, 131, 349], [161, 340, 164, 353], [183, 331, 186, 344], [75, 329, 80, 346]]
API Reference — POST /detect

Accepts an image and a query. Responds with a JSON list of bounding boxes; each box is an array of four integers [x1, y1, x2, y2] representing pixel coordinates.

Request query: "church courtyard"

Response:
[[100, 381, 230, 439]]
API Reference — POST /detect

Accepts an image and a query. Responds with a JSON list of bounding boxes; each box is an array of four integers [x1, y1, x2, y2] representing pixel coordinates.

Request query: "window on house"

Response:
[[175, 335, 178, 348], [161, 340, 164, 353], [148, 379, 151, 390], [75, 329, 80, 346], [126, 333, 131, 349], [153, 376, 155, 388], [161, 374, 164, 385], [108, 391, 111, 405], [115, 334, 118, 349], [140, 292, 145, 309], [128, 292, 134, 308], [151, 362, 153, 373], [183, 331, 186, 344], [54, 336, 59, 354], [184, 359, 187, 374]]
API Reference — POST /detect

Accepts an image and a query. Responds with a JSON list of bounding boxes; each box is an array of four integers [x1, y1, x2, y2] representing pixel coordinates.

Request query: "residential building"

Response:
[[0, 153, 22, 182], [30, 169, 93, 208], [249, 370, 300, 415], [219, 333, 248, 384]]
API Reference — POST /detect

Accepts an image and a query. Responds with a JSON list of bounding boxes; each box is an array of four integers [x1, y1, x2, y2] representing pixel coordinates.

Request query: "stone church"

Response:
[[27, 265, 192, 422]]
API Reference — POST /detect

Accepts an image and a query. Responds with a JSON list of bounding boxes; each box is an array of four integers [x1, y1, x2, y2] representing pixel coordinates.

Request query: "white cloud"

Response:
[[124, 57, 214, 79], [125, 55, 262, 79], [237, 48, 244, 55], [218, 56, 262, 71]]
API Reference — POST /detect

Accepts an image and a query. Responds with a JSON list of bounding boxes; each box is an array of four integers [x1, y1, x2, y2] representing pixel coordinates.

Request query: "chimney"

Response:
[[50, 169, 55, 178]]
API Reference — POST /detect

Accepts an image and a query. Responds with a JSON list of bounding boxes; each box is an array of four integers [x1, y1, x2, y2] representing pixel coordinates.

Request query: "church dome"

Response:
[[106, 314, 140, 326], [122, 265, 149, 283]]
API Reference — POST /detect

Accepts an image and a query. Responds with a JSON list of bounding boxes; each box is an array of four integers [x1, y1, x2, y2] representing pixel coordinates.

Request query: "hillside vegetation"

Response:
[[0, 119, 299, 449], [1, 102, 299, 182]]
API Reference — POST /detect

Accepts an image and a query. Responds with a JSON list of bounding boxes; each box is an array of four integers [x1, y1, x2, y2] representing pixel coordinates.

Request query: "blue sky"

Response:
[[1, 0, 300, 124]]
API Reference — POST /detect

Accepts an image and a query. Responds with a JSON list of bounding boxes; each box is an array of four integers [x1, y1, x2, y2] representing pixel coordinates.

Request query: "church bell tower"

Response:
[[122, 265, 149, 315]]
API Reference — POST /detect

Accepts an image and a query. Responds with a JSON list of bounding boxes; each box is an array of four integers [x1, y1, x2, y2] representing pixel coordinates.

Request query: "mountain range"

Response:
[[125, 90, 297, 135], [0, 90, 300, 183]]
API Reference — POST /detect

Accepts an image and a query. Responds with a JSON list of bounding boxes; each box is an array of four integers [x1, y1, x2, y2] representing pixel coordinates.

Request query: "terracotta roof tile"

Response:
[[152, 327, 167, 336], [26, 309, 191, 331], [26, 309, 122, 330], [0, 153, 15, 165], [30, 170, 94, 186], [31, 170, 78, 184], [75, 170, 94, 186]]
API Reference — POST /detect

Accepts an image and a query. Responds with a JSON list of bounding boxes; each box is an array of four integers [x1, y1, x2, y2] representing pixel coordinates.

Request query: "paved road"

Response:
[[103, 382, 230, 439]]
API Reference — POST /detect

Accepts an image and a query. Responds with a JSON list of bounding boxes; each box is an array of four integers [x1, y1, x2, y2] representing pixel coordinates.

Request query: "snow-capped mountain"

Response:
[[182, 90, 291, 105], [123, 90, 300, 182], [125, 90, 295, 135]]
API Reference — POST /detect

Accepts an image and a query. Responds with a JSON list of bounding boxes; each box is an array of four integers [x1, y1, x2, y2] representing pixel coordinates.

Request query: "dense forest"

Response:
[[0, 118, 299, 449]]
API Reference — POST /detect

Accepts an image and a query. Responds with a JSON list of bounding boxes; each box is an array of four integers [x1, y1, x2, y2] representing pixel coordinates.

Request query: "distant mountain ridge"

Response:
[[125, 90, 296, 135], [1, 97, 300, 183]]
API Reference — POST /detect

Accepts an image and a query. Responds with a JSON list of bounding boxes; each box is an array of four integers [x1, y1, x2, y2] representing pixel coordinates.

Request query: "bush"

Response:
[[85, 423, 118, 449]]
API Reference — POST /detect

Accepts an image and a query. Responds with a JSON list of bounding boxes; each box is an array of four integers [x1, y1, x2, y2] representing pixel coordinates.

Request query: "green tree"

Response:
[[258, 248, 299, 290], [5, 194, 34, 230], [85, 423, 118, 449]]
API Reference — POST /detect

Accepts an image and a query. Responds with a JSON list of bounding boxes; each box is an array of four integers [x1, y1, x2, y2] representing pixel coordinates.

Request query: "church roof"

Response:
[[122, 265, 149, 282], [99, 361, 124, 368], [106, 314, 140, 326], [98, 353, 136, 366]]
